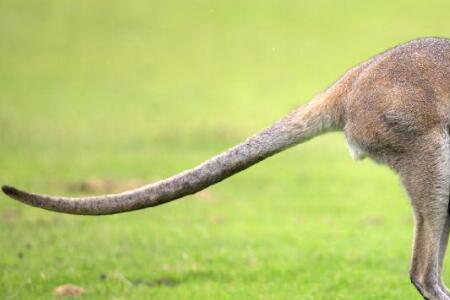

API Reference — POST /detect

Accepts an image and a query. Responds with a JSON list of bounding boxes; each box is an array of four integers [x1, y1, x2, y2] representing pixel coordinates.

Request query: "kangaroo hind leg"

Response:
[[400, 130, 450, 300]]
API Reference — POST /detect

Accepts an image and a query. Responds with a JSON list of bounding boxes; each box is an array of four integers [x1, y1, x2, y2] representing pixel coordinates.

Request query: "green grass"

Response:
[[1, 0, 450, 299]]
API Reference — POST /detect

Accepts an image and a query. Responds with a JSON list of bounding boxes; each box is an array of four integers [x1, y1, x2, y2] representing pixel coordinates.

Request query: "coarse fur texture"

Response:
[[2, 37, 450, 299]]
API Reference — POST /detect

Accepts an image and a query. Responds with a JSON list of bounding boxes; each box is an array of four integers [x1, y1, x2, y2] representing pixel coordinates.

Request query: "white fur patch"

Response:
[[346, 139, 367, 160]]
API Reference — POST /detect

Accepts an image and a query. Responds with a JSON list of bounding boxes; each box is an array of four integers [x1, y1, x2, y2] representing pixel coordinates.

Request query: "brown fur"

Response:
[[2, 37, 450, 299]]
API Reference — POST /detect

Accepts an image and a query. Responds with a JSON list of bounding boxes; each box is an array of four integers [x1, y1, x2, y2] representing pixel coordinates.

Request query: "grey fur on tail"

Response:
[[1, 43, 359, 215], [1, 89, 342, 215]]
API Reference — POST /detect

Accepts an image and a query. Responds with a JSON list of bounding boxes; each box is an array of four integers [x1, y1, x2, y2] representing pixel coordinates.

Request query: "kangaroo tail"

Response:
[[1, 78, 348, 215]]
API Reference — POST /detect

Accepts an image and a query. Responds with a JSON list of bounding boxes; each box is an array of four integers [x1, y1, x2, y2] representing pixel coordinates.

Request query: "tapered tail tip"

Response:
[[2, 185, 18, 197]]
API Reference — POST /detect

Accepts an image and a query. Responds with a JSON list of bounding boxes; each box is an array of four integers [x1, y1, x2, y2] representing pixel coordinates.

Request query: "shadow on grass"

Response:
[[126, 270, 228, 289]]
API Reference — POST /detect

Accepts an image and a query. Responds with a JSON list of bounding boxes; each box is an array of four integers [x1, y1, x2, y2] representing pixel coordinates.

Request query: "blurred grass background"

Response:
[[1, 1, 450, 299]]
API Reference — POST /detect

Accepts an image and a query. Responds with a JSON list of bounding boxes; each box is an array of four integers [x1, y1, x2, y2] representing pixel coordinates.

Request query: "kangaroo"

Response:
[[2, 37, 450, 299]]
